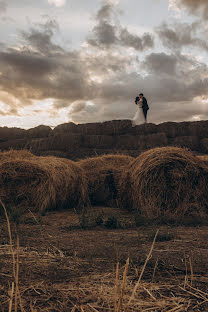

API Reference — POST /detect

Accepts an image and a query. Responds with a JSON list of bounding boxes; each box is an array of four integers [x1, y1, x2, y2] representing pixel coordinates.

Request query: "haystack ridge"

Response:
[[0, 154, 88, 214], [78, 154, 133, 205], [0, 149, 35, 162], [119, 147, 208, 218]]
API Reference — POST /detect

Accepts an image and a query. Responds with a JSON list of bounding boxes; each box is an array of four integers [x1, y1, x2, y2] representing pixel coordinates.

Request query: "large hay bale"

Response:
[[81, 135, 114, 149], [0, 149, 35, 162], [115, 135, 146, 150], [0, 127, 26, 142], [28, 134, 82, 152], [0, 156, 88, 214], [0, 138, 28, 151], [25, 125, 52, 139], [145, 132, 168, 149], [78, 154, 133, 205], [132, 123, 157, 135], [200, 138, 208, 153], [172, 136, 199, 151], [188, 121, 208, 138], [119, 147, 208, 218]]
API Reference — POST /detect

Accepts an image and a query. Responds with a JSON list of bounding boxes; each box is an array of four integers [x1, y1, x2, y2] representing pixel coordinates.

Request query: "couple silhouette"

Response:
[[132, 93, 149, 126]]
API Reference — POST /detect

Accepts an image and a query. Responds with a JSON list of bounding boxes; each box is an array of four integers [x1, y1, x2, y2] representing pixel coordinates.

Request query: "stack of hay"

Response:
[[78, 154, 133, 206], [0, 149, 88, 214], [119, 147, 208, 218]]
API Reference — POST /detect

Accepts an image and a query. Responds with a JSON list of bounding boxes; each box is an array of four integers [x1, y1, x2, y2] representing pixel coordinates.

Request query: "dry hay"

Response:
[[0, 155, 88, 214], [119, 146, 208, 218], [197, 155, 208, 167], [78, 154, 133, 205], [0, 149, 35, 162]]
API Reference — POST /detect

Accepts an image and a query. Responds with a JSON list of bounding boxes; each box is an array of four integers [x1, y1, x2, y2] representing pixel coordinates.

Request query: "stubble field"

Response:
[[1, 206, 208, 312]]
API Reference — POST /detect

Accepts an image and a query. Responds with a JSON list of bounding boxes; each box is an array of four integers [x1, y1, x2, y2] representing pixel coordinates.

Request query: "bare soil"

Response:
[[1, 207, 208, 311]]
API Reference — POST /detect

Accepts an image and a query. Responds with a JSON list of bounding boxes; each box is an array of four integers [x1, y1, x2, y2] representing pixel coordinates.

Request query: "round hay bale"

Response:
[[0, 149, 35, 163], [0, 156, 88, 214], [78, 154, 133, 205], [119, 147, 208, 218]]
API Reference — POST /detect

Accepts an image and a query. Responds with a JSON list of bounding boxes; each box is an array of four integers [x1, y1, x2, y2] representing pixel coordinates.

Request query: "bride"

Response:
[[132, 97, 145, 126]]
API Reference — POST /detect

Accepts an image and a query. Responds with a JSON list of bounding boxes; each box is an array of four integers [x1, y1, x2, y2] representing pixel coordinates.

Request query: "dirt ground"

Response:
[[1, 206, 208, 311]]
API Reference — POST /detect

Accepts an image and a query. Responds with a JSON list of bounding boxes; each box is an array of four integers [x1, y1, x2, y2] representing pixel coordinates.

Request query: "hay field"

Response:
[[1, 206, 208, 311], [1, 148, 208, 311]]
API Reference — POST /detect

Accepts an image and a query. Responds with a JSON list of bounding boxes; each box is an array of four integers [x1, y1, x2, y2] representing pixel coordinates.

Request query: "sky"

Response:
[[0, 0, 208, 129]]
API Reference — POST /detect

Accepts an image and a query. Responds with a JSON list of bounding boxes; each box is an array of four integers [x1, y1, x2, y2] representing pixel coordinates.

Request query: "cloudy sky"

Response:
[[0, 0, 208, 128]]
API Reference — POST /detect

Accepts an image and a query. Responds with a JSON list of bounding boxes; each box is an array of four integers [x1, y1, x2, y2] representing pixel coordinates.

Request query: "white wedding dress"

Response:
[[132, 99, 145, 126]]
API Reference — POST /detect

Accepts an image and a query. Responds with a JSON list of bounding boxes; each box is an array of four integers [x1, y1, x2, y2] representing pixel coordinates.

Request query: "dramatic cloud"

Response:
[[157, 22, 208, 52], [0, 0, 208, 126], [0, 19, 92, 113], [87, 3, 154, 51], [0, 0, 7, 14], [142, 52, 178, 75], [21, 19, 63, 55], [141, 52, 208, 101], [169, 0, 208, 18], [70, 48, 208, 124]]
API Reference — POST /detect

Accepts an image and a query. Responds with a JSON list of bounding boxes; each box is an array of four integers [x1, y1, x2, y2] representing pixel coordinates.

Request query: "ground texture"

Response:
[[1, 207, 208, 311]]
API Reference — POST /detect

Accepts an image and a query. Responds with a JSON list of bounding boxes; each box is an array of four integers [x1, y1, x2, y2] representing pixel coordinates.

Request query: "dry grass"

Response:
[[197, 155, 208, 166], [78, 155, 133, 206], [119, 147, 208, 217], [0, 155, 88, 214], [0, 149, 35, 162], [1, 210, 208, 311]]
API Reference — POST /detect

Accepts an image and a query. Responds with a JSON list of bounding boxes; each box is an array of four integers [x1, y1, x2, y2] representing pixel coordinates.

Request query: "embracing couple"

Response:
[[132, 93, 149, 126]]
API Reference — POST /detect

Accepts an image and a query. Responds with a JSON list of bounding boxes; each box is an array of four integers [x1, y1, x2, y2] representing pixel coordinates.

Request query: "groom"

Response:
[[135, 93, 149, 123]]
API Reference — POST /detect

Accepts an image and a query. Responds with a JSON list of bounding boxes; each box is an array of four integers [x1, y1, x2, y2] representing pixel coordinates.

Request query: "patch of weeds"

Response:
[[23, 216, 42, 225], [0, 237, 9, 245], [94, 212, 104, 226], [0, 203, 24, 224], [148, 231, 175, 242], [41, 209, 48, 216], [61, 225, 81, 231], [155, 215, 208, 227], [104, 215, 121, 229], [134, 214, 149, 227], [8, 210, 22, 224], [120, 220, 135, 229], [155, 216, 180, 226], [78, 212, 89, 229], [182, 216, 208, 227]]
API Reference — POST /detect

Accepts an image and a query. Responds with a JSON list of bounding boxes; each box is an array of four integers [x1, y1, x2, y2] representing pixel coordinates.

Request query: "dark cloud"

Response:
[[96, 3, 113, 21], [157, 22, 208, 52], [175, 0, 208, 18], [88, 21, 118, 47], [142, 52, 178, 75], [69, 101, 87, 114], [0, 0, 7, 14], [119, 29, 154, 51], [0, 20, 91, 110], [21, 19, 64, 55], [87, 3, 154, 51]]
